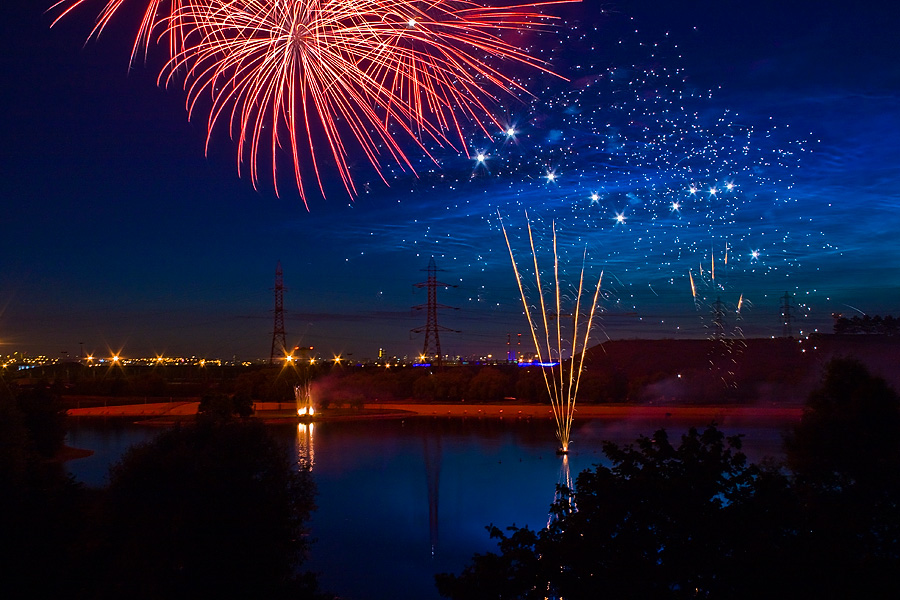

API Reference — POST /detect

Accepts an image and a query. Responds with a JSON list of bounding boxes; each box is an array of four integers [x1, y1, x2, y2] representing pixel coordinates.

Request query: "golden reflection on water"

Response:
[[548, 454, 572, 528], [296, 422, 315, 470]]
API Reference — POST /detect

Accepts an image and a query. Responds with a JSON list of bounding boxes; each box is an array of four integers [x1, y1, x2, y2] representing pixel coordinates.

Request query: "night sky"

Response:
[[1, 1, 898, 361]]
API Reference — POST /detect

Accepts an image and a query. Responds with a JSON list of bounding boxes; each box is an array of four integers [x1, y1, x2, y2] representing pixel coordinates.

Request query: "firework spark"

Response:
[[49, 0, 191, 64], [500, 214, 603, 453], [294, 383, 315, 418], [50, 0, 575, 206]]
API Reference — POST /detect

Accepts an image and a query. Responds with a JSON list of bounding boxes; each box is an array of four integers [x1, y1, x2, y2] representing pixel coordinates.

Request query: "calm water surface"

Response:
[[66, 415, 792, 600]]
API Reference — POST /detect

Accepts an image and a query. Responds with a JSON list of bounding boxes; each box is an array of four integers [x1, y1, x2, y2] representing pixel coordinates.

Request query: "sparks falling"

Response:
[[500, 214, 603, 454], [51, 0, 576, 206], [49, 0, 190, 63]]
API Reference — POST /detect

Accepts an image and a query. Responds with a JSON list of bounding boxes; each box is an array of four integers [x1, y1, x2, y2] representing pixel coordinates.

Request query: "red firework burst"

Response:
[[50, 0, 575, 206]]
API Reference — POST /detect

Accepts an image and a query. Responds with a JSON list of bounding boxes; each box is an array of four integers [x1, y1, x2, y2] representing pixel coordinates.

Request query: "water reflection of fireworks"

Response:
[[547, 453, 572, 528], [296, 422, 315, 470], [500, 214, 603, 454]]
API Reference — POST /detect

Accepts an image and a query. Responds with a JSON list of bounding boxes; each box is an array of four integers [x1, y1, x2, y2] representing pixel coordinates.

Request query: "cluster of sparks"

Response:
[[50, 0, 575, 207], [361, 16, 826, 344], [501, 215, 603, 453]]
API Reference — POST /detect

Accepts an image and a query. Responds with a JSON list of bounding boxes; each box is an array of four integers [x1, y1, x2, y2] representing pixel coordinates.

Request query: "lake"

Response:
[[66, 414, 793, 600]]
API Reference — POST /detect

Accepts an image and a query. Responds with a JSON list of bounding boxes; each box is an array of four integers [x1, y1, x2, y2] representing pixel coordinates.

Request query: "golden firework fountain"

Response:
[[501, 213, 604, 455], [295, 383, 316, 423]]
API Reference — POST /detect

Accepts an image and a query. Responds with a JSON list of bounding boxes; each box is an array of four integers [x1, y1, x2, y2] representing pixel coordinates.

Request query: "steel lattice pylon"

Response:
[[270, 261, 287, 364], [411, 257, 458, 368]]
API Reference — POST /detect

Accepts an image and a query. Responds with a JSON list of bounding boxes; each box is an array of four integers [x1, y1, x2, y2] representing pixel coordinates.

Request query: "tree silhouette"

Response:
[[437, 426, 797, 599], [786, 357, 900, 489], [784, 358, 900, 594], [197, 391, 254, 420], [439, 405, 900, 599], [92, 420, 324, 599]]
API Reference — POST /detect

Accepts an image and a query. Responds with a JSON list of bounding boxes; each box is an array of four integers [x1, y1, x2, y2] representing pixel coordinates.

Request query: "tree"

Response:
[[513, 368, 547, 403], [784, 358, 900, 593], [0, 386, 88, 599], [437, 425, 791, 599], [15, 383, 67, 458], [197, 391, 254, 420], [834, 314, 898, 335], [786, 357, 900, 490], [414, 369, 472, 401], [90, 420, 325, 599], [438, 416, 900, 599], [467, 367, 511, 401]]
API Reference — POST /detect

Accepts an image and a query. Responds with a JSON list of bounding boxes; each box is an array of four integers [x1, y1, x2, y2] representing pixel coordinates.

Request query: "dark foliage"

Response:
[[786, 357, 900, 489], [197, 390, 254, 419], [0, 392, 329, 600], [834, 314, 899, 335], [439, 363, 900, 600], [784, 358, 900, 592], [89, 419, 322, 599], [0, 386, 88, 599], [438, 425, 797, 599], [15, 383, 67, 457]]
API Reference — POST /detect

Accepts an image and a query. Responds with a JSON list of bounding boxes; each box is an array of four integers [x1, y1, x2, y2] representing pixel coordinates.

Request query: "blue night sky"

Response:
[[1, 1, 898, 361]]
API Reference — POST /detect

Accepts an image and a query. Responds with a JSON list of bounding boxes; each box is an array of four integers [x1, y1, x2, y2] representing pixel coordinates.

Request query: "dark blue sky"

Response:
[[1, 1, 898, 361]]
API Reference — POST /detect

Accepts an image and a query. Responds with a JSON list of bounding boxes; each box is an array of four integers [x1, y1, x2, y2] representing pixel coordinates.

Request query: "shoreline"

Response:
[[67, 401, 803, 422]]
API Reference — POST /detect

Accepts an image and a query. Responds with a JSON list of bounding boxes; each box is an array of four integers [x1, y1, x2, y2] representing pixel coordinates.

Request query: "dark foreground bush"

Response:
[[92, 419, 324, 599], [438, 358, 900, 599], [0, 408, 331, 600]]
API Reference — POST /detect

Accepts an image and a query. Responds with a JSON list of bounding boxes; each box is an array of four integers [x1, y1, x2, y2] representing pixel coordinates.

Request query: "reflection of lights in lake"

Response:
[[548, 453, 573, 527], [500, 214, 603, 454], [294, 384, 316, 468], [296, 422, 315, 471]]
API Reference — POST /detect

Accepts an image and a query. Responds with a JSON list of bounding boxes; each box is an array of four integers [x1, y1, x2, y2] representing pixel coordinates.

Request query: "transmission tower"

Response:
[[411, 257, 459, 368], [270, 261, 287, 364], [781, 291, 794, 338]]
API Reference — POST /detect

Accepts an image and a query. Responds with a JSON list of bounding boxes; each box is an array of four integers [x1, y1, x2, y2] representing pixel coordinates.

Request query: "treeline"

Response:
[[315, 365, 631, 404], [43, 363, 633, 404], [437, 358, 900, 599], [834, 314, 899, 335], [0, 383, 331, 599], [30, 340, 837, 406], [35, 364, 326, 404]]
